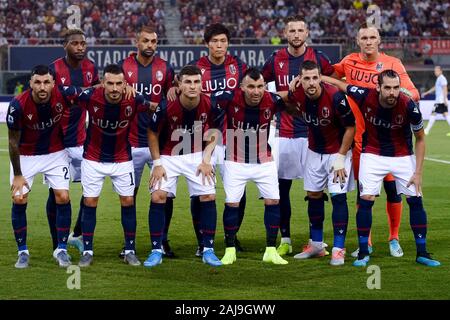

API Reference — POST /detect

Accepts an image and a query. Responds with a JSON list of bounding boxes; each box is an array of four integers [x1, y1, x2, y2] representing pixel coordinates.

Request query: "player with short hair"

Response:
[[261, 15, 334, 256], [322, 70, 440, 267], [174, 23, 248, 256], [47, 28, 99, 254], [215, 68, 288, 265], [145, 65, 222, 268], [332, 24, 420, 258], [63, 64, 153, 267], [280, 60, 356, 266], [118, 25, 175, 258], [7, 65, 73, 268], [422, 65, 450, 135]]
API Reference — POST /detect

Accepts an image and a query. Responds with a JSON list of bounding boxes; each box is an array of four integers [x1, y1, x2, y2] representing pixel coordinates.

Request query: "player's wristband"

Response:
[[332, 153, 346, 171], [153, 159, 162, 167]]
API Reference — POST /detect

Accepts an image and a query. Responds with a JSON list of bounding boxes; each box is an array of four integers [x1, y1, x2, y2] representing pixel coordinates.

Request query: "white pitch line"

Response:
[[0, 148, 7, 152], [425, 157, 450, 165]]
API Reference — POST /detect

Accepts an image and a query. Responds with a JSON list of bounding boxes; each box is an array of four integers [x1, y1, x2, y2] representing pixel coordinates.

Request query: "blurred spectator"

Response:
[[14, 81, 23, 96]]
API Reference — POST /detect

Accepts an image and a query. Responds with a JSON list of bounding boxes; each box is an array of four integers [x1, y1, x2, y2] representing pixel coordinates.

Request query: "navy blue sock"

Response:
[[200, 200, 217, 249], [384, 180, 402, 203], [331, 194, 349, 249], [12, 203, 28, 251], [190, 196, 202, 246], [223, 204, 239, 247], [56, 202, 72, 249], [121, 205, 136, 251], [46, 188, 58, 250], [163, 197, 173, 242], [149, 202, 165, 250], [264, 204, 280, 247], [279, 179, 292, 238], [72, 196, 84, 237], [81, 205, 97, 252], [356, 198, 374, 256], [237, 190, 246, 231], [307, 197, 325, 242], [407, 196, 428, 254]]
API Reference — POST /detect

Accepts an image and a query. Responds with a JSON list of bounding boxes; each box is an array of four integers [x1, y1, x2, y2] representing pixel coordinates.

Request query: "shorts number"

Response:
[[63, 167, 69, 180], [129, 172, 134, 186]]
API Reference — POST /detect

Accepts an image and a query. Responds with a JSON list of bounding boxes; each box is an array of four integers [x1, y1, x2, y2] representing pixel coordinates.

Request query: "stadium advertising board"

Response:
[[9, 45, 342, 71]]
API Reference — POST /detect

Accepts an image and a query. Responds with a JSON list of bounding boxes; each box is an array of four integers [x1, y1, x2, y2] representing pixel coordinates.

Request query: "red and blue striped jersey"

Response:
[[119, 53, 174, 148], [346, 85, 423, 157], [288, 83, 355, 154], [262, 47, 334, 139], [211, 89, 285, 164], [62, 86, 150, 163], [49, 57, 99, 148], [150, 94, 218, 156], [6, 87, 71, 155]]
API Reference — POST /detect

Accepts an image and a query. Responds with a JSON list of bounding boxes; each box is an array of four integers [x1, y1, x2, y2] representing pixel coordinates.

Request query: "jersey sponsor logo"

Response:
[[231, 118, 270, 132], [27, 114, 33, 120], [234, 106, 239, 113], [301, 111, 332, 126], [376, 62, 383, 72], [264, 108, 272, 120], [128, 71, 133, 78], [156, 70, 164, 82], [350, 86, 358, 93], [277, 75, 295, 88], [364, 112, 403, 129], [133, 83, 162, 97], [27, 113, 63, 130], [86, 71, 93, 83], [413, 106, 419, 113], [350, 69, 378, 85], [340, 99, 347, 107], [203, 77, 238, 92], [229, 64, 237, 75], [93, 106, 99, 113], [55, 102, 63, 113], [279, 62, 284, 69], [125, 105, 133, 117], [7, 114, 14, 125], [171, 116, 178, 123], [60, 77, 66, 84], [200, 112, 208, 124], [322, 106, 330, 118], [200, 68, 205, 75], [91, 117, 130, 130]]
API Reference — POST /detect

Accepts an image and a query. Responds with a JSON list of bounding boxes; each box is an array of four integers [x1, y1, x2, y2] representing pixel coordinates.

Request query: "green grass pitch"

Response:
[[0, 122, 449, 300]]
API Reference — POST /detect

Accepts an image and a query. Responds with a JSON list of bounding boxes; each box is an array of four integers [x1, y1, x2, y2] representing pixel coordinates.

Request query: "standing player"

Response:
[[332, 24, 420, 258], [176, 23, 247, 256], [261, 15, 334, 256], [422, 65, 450, 135], [7, 65, 73, 268], [280, 61, 356, 266], [145, 65, 222, 268], [119, 26, 175, 258], [322, 70, 440, 267], [47, 28, 99, 254], [214, 68, 288, 265], [64, 64, 151, 267]]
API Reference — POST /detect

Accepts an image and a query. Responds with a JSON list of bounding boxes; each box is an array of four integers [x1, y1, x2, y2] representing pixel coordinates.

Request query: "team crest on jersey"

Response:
[[376, 62, 383, 72], [86, 71, 92, 83], [156, 70, 164, 82], [229, 65, 236, 75], [55, 102, 63, 113], [200, 112, 208, 124], [60, 77, 66, 84], [264, 108, 272, 120], [395, 114, 404, 125], [125, 105, 133, 117], [322, 106, 330, 118]]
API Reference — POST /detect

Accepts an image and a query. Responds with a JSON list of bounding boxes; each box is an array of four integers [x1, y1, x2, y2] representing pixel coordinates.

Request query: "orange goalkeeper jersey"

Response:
[[333, 52, 419, 143]]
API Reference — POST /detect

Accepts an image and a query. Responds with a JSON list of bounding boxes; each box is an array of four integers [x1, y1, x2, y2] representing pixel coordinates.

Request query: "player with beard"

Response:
[[47, 29, 99, 254], [261, 15, 334, 257], [118, 26, 175, 259]]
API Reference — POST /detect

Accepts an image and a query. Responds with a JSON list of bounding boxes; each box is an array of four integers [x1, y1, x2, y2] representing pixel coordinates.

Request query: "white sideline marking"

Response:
[[425, 157, 450, 165], [0, 148, 7, 152]]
